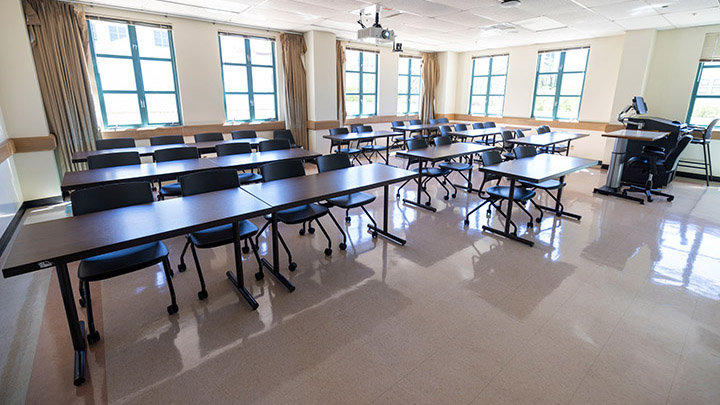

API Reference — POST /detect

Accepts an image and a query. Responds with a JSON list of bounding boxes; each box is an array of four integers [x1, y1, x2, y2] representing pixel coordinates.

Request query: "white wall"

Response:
[[0, 107, 24, 237], [436, 51, 459, 115]]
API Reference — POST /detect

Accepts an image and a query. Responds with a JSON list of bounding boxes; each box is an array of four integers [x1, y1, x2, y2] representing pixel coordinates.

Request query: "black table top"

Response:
[[209, 149, 320, 170], [71, 144, 189, 163], [506, 132, 589, 146], [478, 154, 600, 183], [391, 124, 438, 131], [2, 188, 272, 277], [448, 128, 504, 138], [323, 131, 402, 141], [189, 138, 269, 153], [242, 163, 417, 211], [61, 158, 220, 191], [395, 143, 495, 162]]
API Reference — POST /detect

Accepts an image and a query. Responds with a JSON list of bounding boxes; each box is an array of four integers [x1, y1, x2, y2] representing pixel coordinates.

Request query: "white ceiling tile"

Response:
[[614, 14, 673, 29], [514, 16, 567, 31], [469, 3, 539, 22], [425, 0, 493, 11], [572, 21, 626, 36], [590, 0, 660, 20], [572, 0, 632, 7], [380, 0, 463, 18], [256, 0, 342, 18], [294, 0, 369, 11], [647, 0, 719, 14], [516, 0, 586, 15], [434, 12, 498, 27], [662, 7, 720, 27]]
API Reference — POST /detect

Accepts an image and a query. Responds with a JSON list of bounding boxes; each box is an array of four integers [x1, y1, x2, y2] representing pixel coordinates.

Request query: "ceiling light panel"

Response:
[[380, 0, 462, 18], [434, 12, 499, 27], [514, 16, 567, 31], [590, 0, 660, 20]]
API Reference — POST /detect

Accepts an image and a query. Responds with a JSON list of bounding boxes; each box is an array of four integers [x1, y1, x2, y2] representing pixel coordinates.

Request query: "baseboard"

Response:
[[22, 195, 64, 209], [597, 164, 717, 183], [0, 195, 64, 260]]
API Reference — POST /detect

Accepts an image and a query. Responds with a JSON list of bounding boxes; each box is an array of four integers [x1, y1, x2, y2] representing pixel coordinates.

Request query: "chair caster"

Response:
[[167, 304, 179, 315], [324, 248, 332, 256], [345, 216, 351, 223], [527, 222, 533, 228], [396, 194, 400, 199], [486, 210, 492, 217], [339, 243, 347, 250], [198, 290, 208, 300], [425, 201, 431, 207], [79, 298, 86, 308], [536, 217, 542, 223], [647, 196, 653, 202], [667, 196, 674, 201], [299, 229, 305, 235], [242, 246, 250, 254], [464, 219, 470, 226], [371, 231, 378, 238], [289, 262, 297, 271], [178, 263, 186, 272], [444, 195, 449, 200], [422, 186, 427, 191], [452, 193, 457, 199], [254, 271, 264, 281], [308, 227, 315, 234], [87, 330, 100, 344]]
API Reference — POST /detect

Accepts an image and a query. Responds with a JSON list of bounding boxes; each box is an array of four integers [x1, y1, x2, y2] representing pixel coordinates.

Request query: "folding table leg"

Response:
[[369, 184, 406, 245], [260, 213, 296, 292], [226, 222, 259, 309], [56, 262, 87, 386]]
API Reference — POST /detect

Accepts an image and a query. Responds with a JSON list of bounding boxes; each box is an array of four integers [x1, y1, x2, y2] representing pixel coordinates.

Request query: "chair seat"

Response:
[[270, 204, 329, 224], [438, 161, 473, 171], [362, 145, 388, 152], [337, 148, 362, 155], [628, 156, 666, 168], [413, 167, 450, 177], [394, 136, 405, 142], [159, 182, 181, 196], [519, 179, 565, 190], [189, 220, 258, 249], [486, 185, 536, 202], [502, 152, 516, 160], [79, 241, 169, 282], [237, 172, 263, 184], [327, 192, 376, 208]]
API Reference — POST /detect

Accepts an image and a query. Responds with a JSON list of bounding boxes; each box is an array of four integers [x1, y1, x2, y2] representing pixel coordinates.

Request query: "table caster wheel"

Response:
[[79, 298, 86, 308], [178, 263, 186, 272], [339, 243, 347, 250], [289, 262, 297, 271], [299, 229, 306, 236], [308, 227, 315, 234], [87, 330, 100, 344], [242, 246, 250, 254], [167, 304, 179, 315], [324, 248, 332, 256], [198, 290, 208, 300], [254, 272, 264, 281]]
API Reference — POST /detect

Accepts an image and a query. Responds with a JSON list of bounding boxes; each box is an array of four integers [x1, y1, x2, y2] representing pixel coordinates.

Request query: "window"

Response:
[[687, 62, 720, 125], [88, 19, 182, 128], [398, 56, 421, 115], [532, 47, 589, 121], [345, 49, 378, 117], [469, 54, 508, 116], [219, 34, 278, 122]]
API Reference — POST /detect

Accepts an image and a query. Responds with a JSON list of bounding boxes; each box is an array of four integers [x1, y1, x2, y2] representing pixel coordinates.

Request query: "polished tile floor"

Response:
[[1, 156, 719, 404]]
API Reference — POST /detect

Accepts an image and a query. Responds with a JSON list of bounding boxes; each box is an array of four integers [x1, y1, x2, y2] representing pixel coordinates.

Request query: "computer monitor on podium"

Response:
[[633, 96, 647, 115]]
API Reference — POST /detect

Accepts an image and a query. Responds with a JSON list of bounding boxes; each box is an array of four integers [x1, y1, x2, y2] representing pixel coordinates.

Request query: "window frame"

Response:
[[345, 49, 378, 117], [531, 47, 590, 121], [87, 19, 183, 129], [218, 34, 279, 123], [686, 62, 720, 125], [398, 56, 422, 115], [468, 54, 509, 117]]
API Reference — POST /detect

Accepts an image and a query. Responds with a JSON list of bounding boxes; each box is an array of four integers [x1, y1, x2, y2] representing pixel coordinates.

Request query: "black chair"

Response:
[[354, 125, 387, 163], [515, 129, 526, 138], [317, 153, 377, 244], [87, 151, 141, 169], [454, 123, 468, 132], [231, 130, 257, 139], [624, 135, 693, 202], [477, 146, 503, 194], [215, 143, 263, 184], [391, 121, 407, 148], [176, 169, 264, 301], [439, 125, 453, 137], [194, 132, 224, 143], [465, 150, 537, 231], [396, 138, 451, 204], [329, 127, 362, 164], [150, 135, 185, 146], [500, 130, 516, 160], [435, 136, 473, 197], [484, 122, 496, 128], [154, 147, 200, 200], [72, 182, 176, 344], [96, 137, 136, 150], [536, 125, 550, 134], [429, 119, 440, 125], [255, 160, 340, 271], [678, 118, 717, 186], [258, 139, 291, 152], [409, 119, 422, 125], [472, 123, 484, 130], [274, 129, 298, 148], [437, 118, 449, 124]]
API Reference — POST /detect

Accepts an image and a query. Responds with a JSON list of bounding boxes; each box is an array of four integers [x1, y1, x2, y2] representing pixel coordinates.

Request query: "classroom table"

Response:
[[188, 137, 269, 154], [209, 149, 320, 170], [395, 143, 495, 212], [592, 129, 669, 204], [391, 123, 439, 146], [476, 154, 600, 246], [1, 188, 274, 386], [448, 127, 531, 144], [506, 131, 589, 155], [322, 130, 402, 164]]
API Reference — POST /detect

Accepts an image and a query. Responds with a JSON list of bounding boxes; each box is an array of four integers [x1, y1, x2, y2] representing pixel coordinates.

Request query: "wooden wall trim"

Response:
[[452, 114, 622, 132], [0, 139, 16, 165], [11, 136, 57, 153], [346, 114, 419, 125], [101, 121, 287, 140]]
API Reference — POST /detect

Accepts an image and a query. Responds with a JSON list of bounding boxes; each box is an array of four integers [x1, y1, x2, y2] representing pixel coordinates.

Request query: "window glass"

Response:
[[687, 62, 720, 125], [532, 48, 589, 121], [469, 55, 508, 116], [397, 56, 422, 115], [345, 49, 378, 116]]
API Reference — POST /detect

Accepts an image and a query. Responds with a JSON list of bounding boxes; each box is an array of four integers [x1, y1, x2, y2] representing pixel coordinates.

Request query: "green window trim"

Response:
[[88, 19, 183, 129], [468, 54, 508, 117], [686, 62, 720, 126], [345, 50, 378, 117], [398, 56, 421, 115], [531, 47, 589, 121], [219, 33, 279, 123]]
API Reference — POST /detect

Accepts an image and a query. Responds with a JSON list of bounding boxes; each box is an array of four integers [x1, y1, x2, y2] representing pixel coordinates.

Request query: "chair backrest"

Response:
[[480, 150, 503, 166], [703, 118, 719, 140], [95, 137, 135, 150], [316, 153, 352, 173], [429, 119, 439, 125], [215, 142, 252, 156], [454, 123, 467, 131], [231, 130, 257, 139], [179, 169, 239, 197], [258, 139, 291, 152], [438, 117, 449, 123], [515, 129, 526, 138], [273, 129, 296, 145], [409, 119, 422, 125], [536, 126, 551, 134], [664, 135, 693, 171], [407, 138, 429, 150], [329, 127, 349, 135], [353, 125, 373, 133], [513, 146, 537, 159], [87, 151, 141, 169], [439, 125, 452, 136], [391, 120, 405, 127], [349, 124, 364, 132], [150, 135, 185, 146], [472, 122, 484, 129], [154, 146, 199, 162], [484, 122, 496, 128], [194, 132, 224, 143], [435, 135, 452, 146], [260, 160, 305, 182], [500, 130, 515, 151], [71, 181, 153, 216]]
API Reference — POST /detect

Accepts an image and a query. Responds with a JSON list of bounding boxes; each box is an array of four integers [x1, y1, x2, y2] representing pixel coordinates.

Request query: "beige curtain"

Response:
[[278, 33, 308, 148], [336, 41, 346, 126], [420, 52, 440, 124], [24, 0, 100, 174]]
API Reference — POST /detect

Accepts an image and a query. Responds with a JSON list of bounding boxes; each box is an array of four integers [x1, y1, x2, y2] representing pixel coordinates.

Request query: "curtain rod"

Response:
[[472, 53, 509, 59]]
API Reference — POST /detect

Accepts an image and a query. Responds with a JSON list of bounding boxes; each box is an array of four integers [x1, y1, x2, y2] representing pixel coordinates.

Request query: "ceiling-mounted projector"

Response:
[[500, 0, 521, 7], [357, 6, 395, 44]]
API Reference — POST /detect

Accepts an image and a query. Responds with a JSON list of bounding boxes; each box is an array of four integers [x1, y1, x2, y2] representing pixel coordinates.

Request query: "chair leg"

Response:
[[255, 220, 271, 249], [78, 283, 86, 307], [445, 174, 459, 198], [707, 142, 713, 184], [396, 178, 412, 198], [704, 142, 710, 186], [189, 243, 208, 300], [345, 208, 351, 223], [326, 210, 348, 250], [248, 237, 264, 280], [491, 200, 518, 234], [162, 258, 179, 315], [315, 218, 333, 256], [464, 198, 491, 225], [529, 199, 545, 223], [276, 229, 296, 271], [514, 201, 535, 228], [83, 281, 100, 344], [433, 176, 450, 200], [178, 237, 191, 272]]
